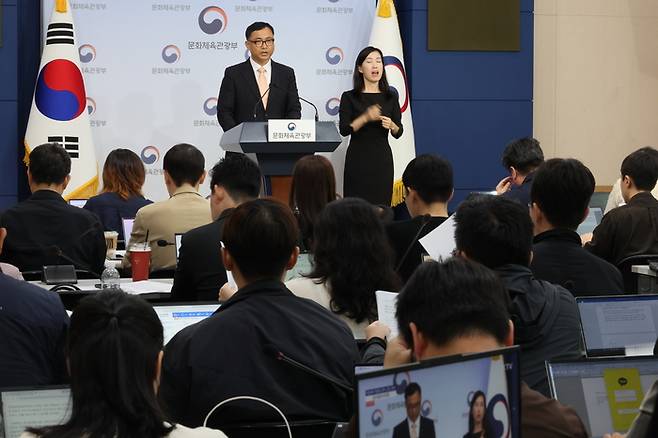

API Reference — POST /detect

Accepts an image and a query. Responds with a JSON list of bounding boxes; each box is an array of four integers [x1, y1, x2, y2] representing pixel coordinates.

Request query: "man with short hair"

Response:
[[0, 143, 105, 274], [123, 143, 211, 272], [391, 382, 436, 438], [387, 154, 452, 282], [530, 159, 623, 295], [386, 258, 587, 438], [586, 147, 658, 264], [160, 199, 359, 427], [454, 195, 581, 396], [217, 22, 301, 132], [171, 154, 262, 301], [495, 137, 544, 206]]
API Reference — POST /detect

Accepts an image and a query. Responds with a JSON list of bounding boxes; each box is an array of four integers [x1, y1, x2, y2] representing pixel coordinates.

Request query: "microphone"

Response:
[[270, 83, 319, 122], [157, 239, 175, 247], [47, 245, 101, 279], [252, 86, 271, 120], [395, 214, 432, 273], [263, 344, 353, 394]]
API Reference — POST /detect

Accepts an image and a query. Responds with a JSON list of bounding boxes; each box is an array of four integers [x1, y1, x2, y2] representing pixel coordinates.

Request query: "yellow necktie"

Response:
[[257, 67, 269, 109]]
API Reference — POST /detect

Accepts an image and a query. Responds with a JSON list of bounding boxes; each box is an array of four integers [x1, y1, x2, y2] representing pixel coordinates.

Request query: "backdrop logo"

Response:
[[198, 6, 228, 35], [287, 122, 296, 131], [244, 49, 250, 60], [78, 44, 96, 63], [141, 146, 160, 165], [421, 400, 432, 417], [35, 59, 86, 122], [392, 372, 411, 395], [325, 97, 340, 116], [325, 46, 344, 65], [162, 45, 181, 64], [86, 97, 96, 115], [488, 394, 511, 438], [329, 0, 340, 2], [204, 97, 218, 116], [371, 409, 383, 427], [384, 56, 410, 113]]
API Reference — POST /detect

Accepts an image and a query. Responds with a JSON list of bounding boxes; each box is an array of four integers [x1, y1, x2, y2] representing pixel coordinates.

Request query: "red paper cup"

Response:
[[129, 245, 151, 281]]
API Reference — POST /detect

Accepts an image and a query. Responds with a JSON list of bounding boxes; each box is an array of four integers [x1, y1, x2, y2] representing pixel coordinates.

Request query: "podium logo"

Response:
[[204, 97, 218, 116], [384, 56, 410, 113], [287, 122, 297, 131], [371, 409, 383, 427], [325, 47, 344, 65], [141, 146, 160, 165], [79, 44, 96, 63], [162, 45, 181, 64], [199, 6, 228, 35], [86, 97, 96, 115], [325, 98, 340, 116]]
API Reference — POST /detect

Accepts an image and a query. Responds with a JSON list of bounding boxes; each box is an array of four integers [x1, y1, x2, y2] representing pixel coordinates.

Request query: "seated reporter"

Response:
[[160, 199, 359, 427], [23, 290, 226, 438]]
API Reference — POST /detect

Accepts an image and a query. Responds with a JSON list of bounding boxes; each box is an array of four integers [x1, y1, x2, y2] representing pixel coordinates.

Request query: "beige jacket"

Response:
[[123, 186, 211, 272]]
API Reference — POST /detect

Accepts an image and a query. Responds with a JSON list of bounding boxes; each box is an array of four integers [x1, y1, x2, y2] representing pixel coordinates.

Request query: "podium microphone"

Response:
[[270, 83, 319, 122], [252, 86, 271, 120], [395, 214, 432, 273]]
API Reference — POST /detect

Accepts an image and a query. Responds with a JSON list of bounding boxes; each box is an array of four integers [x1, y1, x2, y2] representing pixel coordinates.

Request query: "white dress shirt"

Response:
[[408, 417, 421, 437]]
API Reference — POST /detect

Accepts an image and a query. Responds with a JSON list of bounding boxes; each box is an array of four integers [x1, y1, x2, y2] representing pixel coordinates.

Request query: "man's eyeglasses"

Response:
[[249, 38, 275, 48]]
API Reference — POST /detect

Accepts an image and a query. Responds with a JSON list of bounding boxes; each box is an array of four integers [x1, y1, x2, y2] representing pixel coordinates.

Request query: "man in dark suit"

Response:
[[217, 21, 301, 132], [530, 158, 623, 295], [0, 143, 106, 275], [171, 154, 262, 301], [495, 137, 544, 207], [392, 383, 436, 438]]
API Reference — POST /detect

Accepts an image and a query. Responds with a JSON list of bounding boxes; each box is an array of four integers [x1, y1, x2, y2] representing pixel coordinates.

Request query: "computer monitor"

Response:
[[577, 295, 658, 357], [174, 233, 183, 263], [355, 346, 521, 438], [547, 356, 658, 437], [576, 207, 604, 235], [68, 199, 87, 208], [284, 252, 313, 281], [121, 218, 135, 243], [152, 302, 221, 345], [1, 386, 71, 438]]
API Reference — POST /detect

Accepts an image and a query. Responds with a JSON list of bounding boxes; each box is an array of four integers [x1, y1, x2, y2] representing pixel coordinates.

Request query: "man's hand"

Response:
[[603, 433, 625, 438], [218, 282, 237, 302], [384, 336, 413, 368], [580, 232, 593, 245], [365, 321, 391, 341], [496, 176, 512, 195]]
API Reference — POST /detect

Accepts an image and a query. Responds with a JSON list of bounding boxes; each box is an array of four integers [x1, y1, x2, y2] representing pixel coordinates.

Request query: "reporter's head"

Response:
[[27, 143, 71, 193], [222, 198, 299, 285]]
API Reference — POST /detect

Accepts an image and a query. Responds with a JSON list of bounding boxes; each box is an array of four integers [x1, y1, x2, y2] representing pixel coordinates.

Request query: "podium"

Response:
[[220, 121, 342, 202]]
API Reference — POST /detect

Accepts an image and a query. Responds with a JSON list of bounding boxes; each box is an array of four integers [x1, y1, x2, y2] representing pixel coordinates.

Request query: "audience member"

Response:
[[495, 137, 544, 206], [0, 228, 24, 280], [383, 258, 587, 438], [84, 148, 152, 241], [0, 143, 106, 275], [605, 174, 658, 214], [386, 154, 452, 282], [604, 379, 658, 437], [288, 155, 337, 251], [172, 154, 261, 301], [530, 158, 623, 295], [0, 223, 68, 388], [123, 143, 211, 272], [24, 291, 225, 438], [286, 198, 400, 338], [454, 194, 581, 396], [160, 199, 359, 427], [585, 147, 658, 264]]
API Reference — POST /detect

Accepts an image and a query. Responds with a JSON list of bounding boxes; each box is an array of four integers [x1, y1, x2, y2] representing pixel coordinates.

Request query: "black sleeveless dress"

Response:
[[339, 90, 403, 205]]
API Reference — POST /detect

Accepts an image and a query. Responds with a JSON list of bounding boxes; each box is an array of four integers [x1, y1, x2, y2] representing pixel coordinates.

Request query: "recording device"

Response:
[[157, 239, 175, 247], [270, 83, 320, 122]]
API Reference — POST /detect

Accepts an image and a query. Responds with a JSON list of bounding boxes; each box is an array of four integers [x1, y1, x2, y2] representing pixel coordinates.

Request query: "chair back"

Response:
[[616, 254, 658, 293]]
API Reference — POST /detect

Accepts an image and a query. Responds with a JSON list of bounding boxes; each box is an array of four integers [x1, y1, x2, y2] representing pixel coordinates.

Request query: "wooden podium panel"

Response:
[[270, 176, 292, 204]]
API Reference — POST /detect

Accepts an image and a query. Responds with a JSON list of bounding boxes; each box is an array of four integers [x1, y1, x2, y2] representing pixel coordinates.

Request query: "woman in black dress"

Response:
[[463, 390, 492, 438], [340, 46, 403, 206]]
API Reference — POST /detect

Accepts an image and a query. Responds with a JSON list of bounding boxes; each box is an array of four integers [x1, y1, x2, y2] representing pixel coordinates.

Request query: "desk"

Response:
[[632, 265, 658, 294]]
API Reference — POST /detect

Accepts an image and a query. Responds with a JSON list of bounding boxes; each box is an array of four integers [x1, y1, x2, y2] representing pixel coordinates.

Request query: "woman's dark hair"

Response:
[[289, 155, 337, 250], [27, 291, 173, 438], [352, 46, 392, 96], [309, 198, 400, 323], [647, 389, 658, 438], [468, 390, 492, 435], [102, 149, 146, 200]]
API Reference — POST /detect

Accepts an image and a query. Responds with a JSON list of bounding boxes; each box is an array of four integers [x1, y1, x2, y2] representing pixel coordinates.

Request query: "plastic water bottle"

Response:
[[100, 262, 121, 289]]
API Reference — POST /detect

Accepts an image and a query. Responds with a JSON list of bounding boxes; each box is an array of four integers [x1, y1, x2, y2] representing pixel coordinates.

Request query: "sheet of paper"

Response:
[[376, 290, 399, 339], [120, 280, 172, 295], [419, 215, 456, 261]]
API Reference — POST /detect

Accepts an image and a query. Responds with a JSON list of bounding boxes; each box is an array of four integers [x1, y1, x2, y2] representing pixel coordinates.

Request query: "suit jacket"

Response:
[[502, 171, 535, 207], [171, 209, 232, 302], [0, 190, 106, 275], [83, 191, 152, 240], [391, 416, 436, 438], [123, 186, 211, 272], [217, 59, 302, 131]]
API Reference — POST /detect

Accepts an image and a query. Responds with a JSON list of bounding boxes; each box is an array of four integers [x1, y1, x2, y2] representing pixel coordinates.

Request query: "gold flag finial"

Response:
[[377, 0, 393, 18], [56, 0, 67, 13]]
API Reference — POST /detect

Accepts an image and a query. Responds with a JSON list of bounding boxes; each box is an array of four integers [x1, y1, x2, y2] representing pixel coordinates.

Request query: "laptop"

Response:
[[355, 346, 521, 438], [1, 386, 71, 438], [121, 218, 135, 242], [576, 207, 604, 234], [284, 252, 313, 281], [174, 233, 183, 263], [577, 295, 658, 357], [67, 199, 87, 208], [152, 302, 221, 344], [547, 356, 658, 437]]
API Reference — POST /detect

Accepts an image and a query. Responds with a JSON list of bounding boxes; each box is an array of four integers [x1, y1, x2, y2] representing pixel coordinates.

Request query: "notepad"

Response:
[[376, 290, 399, 338], [419, 214, 456, 261], [120, 280, 172, 295]]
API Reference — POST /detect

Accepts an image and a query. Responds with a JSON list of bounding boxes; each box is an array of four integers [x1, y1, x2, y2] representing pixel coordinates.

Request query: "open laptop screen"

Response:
[[68, 199, 87, 208], [577, 207, 603, 234], [577, 295, 658, 357], [152, 302, 220, 345], [1, 386, 71, 438], [121, 218, 135, 243], [174, 233, 183, 263], [547, 356, 658, 437], [355, 347, 520, 438]]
